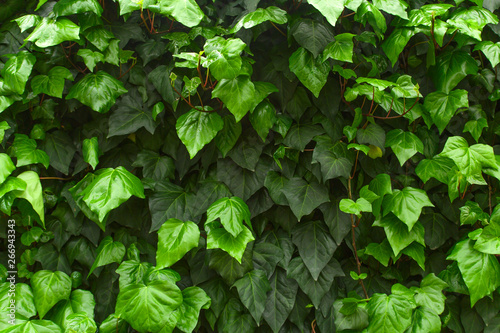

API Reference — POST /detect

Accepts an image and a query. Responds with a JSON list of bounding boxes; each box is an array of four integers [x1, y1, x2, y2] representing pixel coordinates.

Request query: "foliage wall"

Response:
[[1, 0, 500, 332]]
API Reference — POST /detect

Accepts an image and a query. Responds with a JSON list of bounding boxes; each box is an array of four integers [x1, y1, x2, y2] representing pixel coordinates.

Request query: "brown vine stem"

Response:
[[270, 22, 287, 37]]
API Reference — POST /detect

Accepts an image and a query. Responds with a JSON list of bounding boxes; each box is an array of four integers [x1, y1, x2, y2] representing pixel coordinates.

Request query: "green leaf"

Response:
[[233, 270, 271, 323], [333, 299, 369, 331], [382, 187, 433, 231], [53, 0, 103, 17], [474, 41, 500, 68], [175, 287, 211, 333], [474, 220, 500, 254], [287, 257, 344, 308], [3, 320, 62, 332], [31, 66, 74, 98], [206, 226, 254, 263], [0, 121, 10, 143], [152, 102, 164, 121], [322, 33, 355, 63], [40, 131, 76, 175], [357, 123, 386, 152], [26, 17, 80, 48], [440, 136, 497, 185], [158, 0, 204, 28], [72, 166, 145, 225], [424, 89, 468, 134], [289, 47, 330, 98], [249, 100, 277, 142], [447, 239, 500, 306], [15, 171, 45, 227], [156, 218, 200, 269], [231, 6, 288, 33], [430, 51, 478, 93], [292, 220, 336, 280], [82, 137, 100, 170], [284, 123, 324, 151], [263, 268, 298, 333], [413, 273, 448, 314], [0, 153, 15, 185], [65, 312, 97, 333], [206, 197, 251, 237], [132, 150, 174, 181], [366, 294, 415, 333], [108, 91, 158, 137], [415, 155, 455, 184], [307, 0, 345, 27], [77, 49, 104, 72], [31, 270, 71, 319], [204, 37, 246, 80], [406, 307, 441, 333], [373, 214, 425, 256], [339, 198, 372, 216], [385, 129, 424, 166], [88, 236, 125, 277], [115, 280, 183, 332], [2, 51, 36, 95], [11, 134, 49, 169], [66, 71, 127, 113], [216, 115, 242, 157], [292, 19, 333, 59], [355, 1, 387, 37], [282, 177, 329, 220], [373, 0, 408, 19], [13, 14, 42, 32], [448, 6, 499, 40], [313, 135, 354, 180], [212, 76, 256, 122], [363, 240, 393, 267], [460, 201, 489, 226], [464, 118, 488, 143], [218, 298, 256, 333]]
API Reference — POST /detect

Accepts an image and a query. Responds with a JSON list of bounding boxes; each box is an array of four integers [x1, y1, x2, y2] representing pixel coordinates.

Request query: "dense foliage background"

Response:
[[2, 0, 500, 332]]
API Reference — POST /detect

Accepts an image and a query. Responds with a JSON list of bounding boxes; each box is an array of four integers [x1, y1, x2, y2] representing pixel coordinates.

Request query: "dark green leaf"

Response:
[[289, 47, 330, 98], [282, 177, 329, 220]]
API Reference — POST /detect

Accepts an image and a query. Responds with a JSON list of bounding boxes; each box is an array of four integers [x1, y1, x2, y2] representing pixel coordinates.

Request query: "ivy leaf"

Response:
[[108, 91, 158, 137], [356, 123, 386, 153], [292, 19, 333, 58], [11, 134, 50, 169], [231, 6, 288, 33], [339, 198, 372, 216], [249, 100, 277, 142], [363, 240, 393, 267], [207, 226, 255, 263], [82, 137, 100, 170], [2, 51, 36, 95], [15, 171, 45, 227], [373, 0, 408, 19], [366, 294, 415, 333], [382, 187, 433, 231], [176, 108, 223, 159], [415, 155, 455, 184], [26, 17, 80, 48], [204, 37, 246, 80], [233, 270, 271, 323], [460, 201, 489, 226], [373, 214, 425, 256], [447, 239, 500, 306], [158, 0, 205, 28], [333, 299, 369, 331], [40, 131, 76, 175], [322, 33, 355, 63], [208, 246, 253, 285], [282, 178, 329, 220], [307, 0, 345, 27], [474, 220, 500, 254], [212, 76, 256, 122], [88, 236, 125, 277], [448, 7, 499, 40], [132, 150, 174, 181], [72, 166, 145, 225], [430, 51, 478, 93], [385, 129, 424, 166], [66, 71, 128, 113], [264, 171, 289, 206], [77, 49, 104, 72], [175, 287, 211, 333], [31, 270, 72, 319], [206, 197, 251, 237], [115, 280, 183, 332], [464, 118, 488, 143], [289, 47, 330, 98], [413, 273, 448, 314], [406, 307, 441, 333], [292, 220, 336, 281], [13, 14, 41, 32], [53, 0, 103, 17], [156, 218, 200, 269], [263, 268, 298, 333], [440, 136, 497, 185], [31, 66, 74, 98], [284, 123, 324, 151], [424, 90, 468, 134], [3, 320, 62, 332], [0, 153, 15, 185], [65, 313, 97, 333], [312, 136, 354, 180], [474, 41, 500, 68], [215, 115, 242, 157]]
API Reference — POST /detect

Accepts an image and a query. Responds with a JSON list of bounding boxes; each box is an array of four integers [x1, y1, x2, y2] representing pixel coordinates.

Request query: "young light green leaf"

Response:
[[158, 0, 205, 28], [206, 226, 255, 263], [31, 66, 74, 98], [53, 0, 103, 17], [0, 153, 15, 185], [65, 312, 97, 333], [15, 171, 45, 227], [413, 273, 448, 314], [373, 0, 408, 19], [307, 0, 345, 27], [77, 49, 104, 72], [26, 17, 80, 48], [363, 240, 393, 267], [474, 220, 500, 254], [424, 90, 468, 134], [204, 37, 246, 80], [382, 187, 433, 231], [2, 51, 36, 95], [156, 218, 200, 269], [175, 287, 211, 333], [322, 33, 355, 63], [88, 236, 126, 277], [474, 41, 500, 68], [373, 214, 425, 256], [366, 293, 415, 333], [206, 196, 251, 237], [82, 137, 100, 170], [231, 6, 288, 33], [212, 76, 256, 122], [415, 155, 455, 184], [339, 198, 372, 216]]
